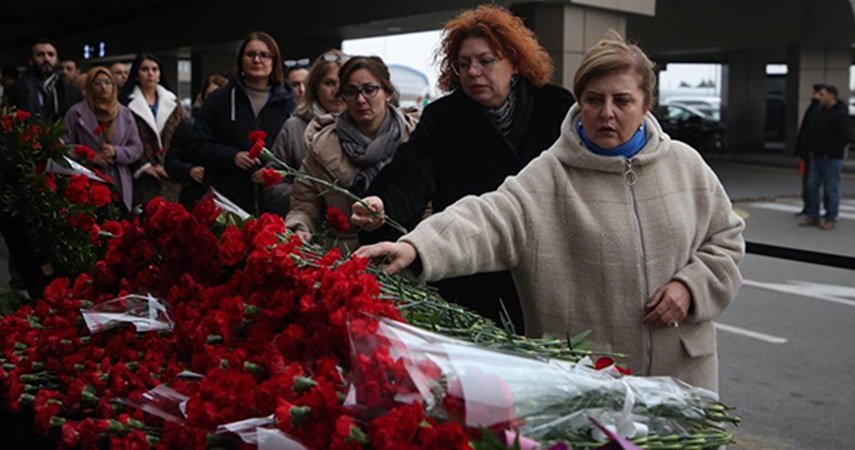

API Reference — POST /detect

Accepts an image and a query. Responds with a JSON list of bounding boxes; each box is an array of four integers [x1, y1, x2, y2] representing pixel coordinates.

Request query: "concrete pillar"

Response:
[[784, 42, 852, 154], [158, 55, 180, 99], [723, 51, 767, 151], [512, 2, 653, 91]]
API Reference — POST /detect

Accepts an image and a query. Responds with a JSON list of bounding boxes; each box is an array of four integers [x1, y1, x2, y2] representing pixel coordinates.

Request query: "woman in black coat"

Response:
[[352, 5, 574, 332], [188, 31, 296, 214]]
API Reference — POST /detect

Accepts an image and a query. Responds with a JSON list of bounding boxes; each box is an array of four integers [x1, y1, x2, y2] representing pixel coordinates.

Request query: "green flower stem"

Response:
[[260, 148, 408, 235]]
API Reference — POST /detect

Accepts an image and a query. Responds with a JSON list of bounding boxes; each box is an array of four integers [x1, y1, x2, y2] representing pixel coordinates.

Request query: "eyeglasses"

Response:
[[284, 58, 310, 69], [244, 51, 273, 61], [339, 83, 382, 101], [91, 79, 114, 87], [451, 56, 502, 76]]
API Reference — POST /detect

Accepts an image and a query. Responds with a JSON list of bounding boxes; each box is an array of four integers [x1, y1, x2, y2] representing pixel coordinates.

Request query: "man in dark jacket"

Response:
[[3, 39, 82, 299], [801, 85, 849, 230], [794, 83, 826, 216], [11, 39, 82, 120]]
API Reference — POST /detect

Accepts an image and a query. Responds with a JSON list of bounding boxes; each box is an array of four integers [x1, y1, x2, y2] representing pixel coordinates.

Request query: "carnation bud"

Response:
[[293, 375, 317, 393]]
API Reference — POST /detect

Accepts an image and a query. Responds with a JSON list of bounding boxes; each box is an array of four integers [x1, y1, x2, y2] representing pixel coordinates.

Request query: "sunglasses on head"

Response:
[[284, 58, 310, 69], [321, 53, 350, 63]]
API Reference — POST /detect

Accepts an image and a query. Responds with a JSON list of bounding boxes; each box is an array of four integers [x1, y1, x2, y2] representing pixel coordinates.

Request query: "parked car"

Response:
[[653, 103, 727, 151], [662, 96, 721, 120]]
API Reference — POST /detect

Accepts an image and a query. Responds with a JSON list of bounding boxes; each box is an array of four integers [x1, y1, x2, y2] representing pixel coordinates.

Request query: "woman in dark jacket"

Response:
[[352, 5, 574, 332], [188, 31, 296, 214]]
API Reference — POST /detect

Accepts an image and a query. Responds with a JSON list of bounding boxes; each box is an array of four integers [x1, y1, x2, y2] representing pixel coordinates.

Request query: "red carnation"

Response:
[[101, 220, 124, 238], [15, 109, 32, 122], [325, 207, 350, 233], [74, 144, 97, 161], [89, 183, 112, 207], [248, 139, 265, 159], [93, 122, 109, 137], [260, 168, 283, 187], [64, 175, 90, 204], [594, 356, 633, 375], [248, 130, 268, 142]]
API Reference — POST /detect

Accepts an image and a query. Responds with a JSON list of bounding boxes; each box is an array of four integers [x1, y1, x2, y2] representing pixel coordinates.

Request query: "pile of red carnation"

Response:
[[0, 198, 477, 449]]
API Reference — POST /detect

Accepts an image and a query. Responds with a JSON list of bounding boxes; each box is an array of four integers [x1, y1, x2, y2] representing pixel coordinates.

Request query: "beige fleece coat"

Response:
[[286, 110, 419, 251], [403, 105, 745, 391]]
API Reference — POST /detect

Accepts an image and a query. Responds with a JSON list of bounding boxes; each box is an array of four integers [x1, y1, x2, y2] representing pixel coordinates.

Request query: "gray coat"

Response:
[[264, 115, 311, 215]]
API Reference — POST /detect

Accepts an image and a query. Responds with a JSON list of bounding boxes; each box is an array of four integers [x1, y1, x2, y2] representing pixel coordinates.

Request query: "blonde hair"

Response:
[[573, 31, 657, 109], [295, 49, 347, 118]]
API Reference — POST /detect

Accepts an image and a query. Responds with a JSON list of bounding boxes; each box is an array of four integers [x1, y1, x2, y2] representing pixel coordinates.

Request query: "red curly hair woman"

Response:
[[352, 5, 575, 333]]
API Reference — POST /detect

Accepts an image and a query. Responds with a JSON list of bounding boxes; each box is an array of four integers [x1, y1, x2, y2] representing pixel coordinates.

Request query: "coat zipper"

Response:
[[624, 158, 652, 375]]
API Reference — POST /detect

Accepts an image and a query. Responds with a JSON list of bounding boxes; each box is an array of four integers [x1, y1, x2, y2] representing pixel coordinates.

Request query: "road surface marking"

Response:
[[747, 202, 855, 220], [714, 322, 787, 344], [742, 279, 855, 308]]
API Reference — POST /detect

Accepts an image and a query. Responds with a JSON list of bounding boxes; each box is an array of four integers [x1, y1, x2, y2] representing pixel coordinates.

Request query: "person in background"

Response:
[[4, 40, 82, 299], [192, 73, 228, 114], [261, 50, 348, 215], [110, 62, 130, 89], [284, 58, 310, 100], [120, 53, 189, 206], [11, 38, 82, 120], [165, 116, 206, 210], [59, 58, 80, 85], [356, 33, 745, 392], [794, 83, 827, 217], [0, 64, 19, 105], [351, 5, 574, 332], [285, 56, 419, 250], [188, 31, 296, 214], [65, 66, 143, 211], [801, 84, 849, 231]]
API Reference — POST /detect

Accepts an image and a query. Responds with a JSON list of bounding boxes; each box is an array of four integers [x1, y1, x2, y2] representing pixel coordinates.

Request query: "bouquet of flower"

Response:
[[0, 107, 122, 280]]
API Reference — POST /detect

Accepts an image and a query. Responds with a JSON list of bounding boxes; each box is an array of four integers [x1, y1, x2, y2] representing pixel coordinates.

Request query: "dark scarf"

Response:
[[38, 72, 61, 116], [482, 76, 518, 138], [336, 105, 405, 196]]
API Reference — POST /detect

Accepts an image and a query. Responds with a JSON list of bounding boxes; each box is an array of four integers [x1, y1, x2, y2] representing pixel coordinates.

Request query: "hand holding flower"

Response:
[[144, 165, 169, 180], [234, 151, 260, 170], [351, 196, 386, 231], [189, 166, 205, 183], [353, 241, 417, 274]]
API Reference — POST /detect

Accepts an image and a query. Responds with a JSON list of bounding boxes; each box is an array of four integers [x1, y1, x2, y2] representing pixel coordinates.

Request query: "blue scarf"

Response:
[[577, 120, 647, 158]]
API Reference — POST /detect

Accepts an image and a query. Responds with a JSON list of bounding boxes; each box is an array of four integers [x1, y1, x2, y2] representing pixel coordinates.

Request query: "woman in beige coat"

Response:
[[286, 56, 418, 250], [355, 34, 744, 392]]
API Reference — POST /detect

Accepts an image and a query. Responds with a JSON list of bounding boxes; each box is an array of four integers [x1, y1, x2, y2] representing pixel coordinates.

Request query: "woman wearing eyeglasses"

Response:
[[260, 50, 348, 216], [64, 66, 143, 211], [120, 53, 189, 206], [351, 5, 573, 332], [188, 31, 296, 214], [285, 56, 419, 250]]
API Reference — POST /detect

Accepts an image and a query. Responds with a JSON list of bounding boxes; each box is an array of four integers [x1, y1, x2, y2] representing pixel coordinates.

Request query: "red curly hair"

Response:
[[436, 4, 553, 91]]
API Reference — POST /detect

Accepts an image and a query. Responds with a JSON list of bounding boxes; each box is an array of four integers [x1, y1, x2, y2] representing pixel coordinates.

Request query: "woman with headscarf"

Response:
[[121, 53, 189, 205], [64, 66, 143, 210]]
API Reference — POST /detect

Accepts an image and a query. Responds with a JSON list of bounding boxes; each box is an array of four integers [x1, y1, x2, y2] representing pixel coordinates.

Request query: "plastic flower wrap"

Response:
[[80, 293, 174, 334], [346, 317, 735, 448]]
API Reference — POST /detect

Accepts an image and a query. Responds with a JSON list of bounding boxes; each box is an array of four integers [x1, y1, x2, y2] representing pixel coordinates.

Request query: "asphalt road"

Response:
[[709, 161, 855, 450]]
